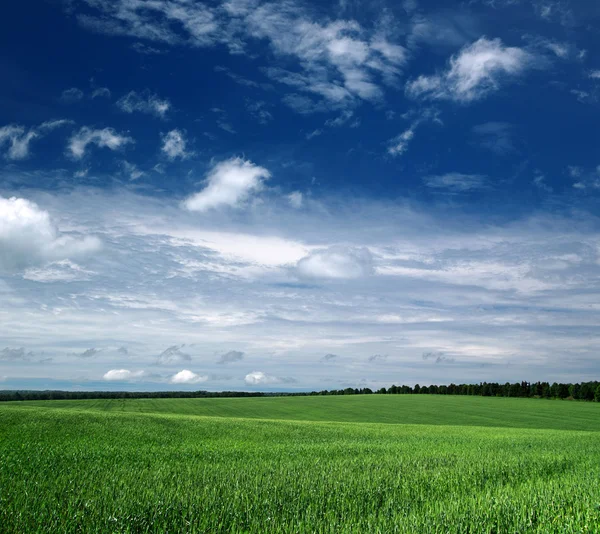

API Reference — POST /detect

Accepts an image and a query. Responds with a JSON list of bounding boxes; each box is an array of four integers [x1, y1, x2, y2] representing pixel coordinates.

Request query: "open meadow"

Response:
[[1, 395, 600, 533]]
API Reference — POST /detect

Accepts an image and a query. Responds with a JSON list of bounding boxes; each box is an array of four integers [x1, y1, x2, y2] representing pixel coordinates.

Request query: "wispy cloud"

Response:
[[91, 87, 111, 99], [424, 173, 488, 192], [68, 127, 133, 159], [74, 0, 408, 112], [246, 100, 273, 124], [387, 108, 441, 157], [0, 120, 71, 160], [117, 91, 171, 118], [60, 87, 84, 103]]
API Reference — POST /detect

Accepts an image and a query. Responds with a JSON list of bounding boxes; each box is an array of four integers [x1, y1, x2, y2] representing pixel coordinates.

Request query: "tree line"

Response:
[[1, 380, 599, 402]]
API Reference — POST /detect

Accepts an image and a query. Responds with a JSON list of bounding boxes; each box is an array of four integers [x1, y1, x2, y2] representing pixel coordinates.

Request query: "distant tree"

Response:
[[569, 383, 581, 400], [595, 385, 600, 402], [413, 384, 421, 394], [557, 383, 570, 399]]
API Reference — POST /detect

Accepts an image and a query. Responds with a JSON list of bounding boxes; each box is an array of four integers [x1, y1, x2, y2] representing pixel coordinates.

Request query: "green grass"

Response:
[[13, 394, 600, 431], [1, 397, 600, 532]]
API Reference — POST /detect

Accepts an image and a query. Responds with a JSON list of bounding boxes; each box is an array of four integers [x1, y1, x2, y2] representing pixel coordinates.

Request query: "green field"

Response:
[[1, 396, 600, 533]]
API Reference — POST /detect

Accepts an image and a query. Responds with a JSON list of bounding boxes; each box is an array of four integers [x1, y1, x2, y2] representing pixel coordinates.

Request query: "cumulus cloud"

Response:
[[424, 173, 488, 192], [406, 37, 536, 102], [170, 369, 208, 384], [60, 87, 84, 102], [0, 196, 101, 272], [103, 369, 145, 381], [156, 345, 191, 365], [117, 91, 171, 117], [296, 246, 374, 279], [183, 157, 271, 212], [244, 371, 295, 386], [68, 127, 133, 159], [216, 350, 244, 364], [161, 129, 191, 160]]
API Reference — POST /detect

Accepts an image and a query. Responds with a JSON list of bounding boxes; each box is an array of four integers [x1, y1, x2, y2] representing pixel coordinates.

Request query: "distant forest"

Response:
[[1, 380, 599, 402]]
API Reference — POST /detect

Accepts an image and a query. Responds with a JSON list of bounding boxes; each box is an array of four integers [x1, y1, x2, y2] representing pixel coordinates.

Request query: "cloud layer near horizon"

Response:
[[2, 182, 600, 390]]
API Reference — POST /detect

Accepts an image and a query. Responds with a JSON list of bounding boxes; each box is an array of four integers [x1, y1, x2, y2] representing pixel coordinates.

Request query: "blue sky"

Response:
[[1, 0, 600, 391]]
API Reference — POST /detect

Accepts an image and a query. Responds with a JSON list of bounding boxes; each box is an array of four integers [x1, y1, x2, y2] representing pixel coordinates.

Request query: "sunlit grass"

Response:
[[1, 397, 599, 532]]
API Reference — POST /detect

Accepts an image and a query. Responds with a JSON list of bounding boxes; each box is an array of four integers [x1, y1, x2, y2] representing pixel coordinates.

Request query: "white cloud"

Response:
[[183, 157, 270, 212], [170, 369, 208, 384], [117, 91, 171, 118], [590, 71, 600, 79], [103, 369, 145, 381], [0, 196, 101, 272], [60, 87, 84, 102], [161, 129, 191, 160], [406, 37, 536, 102], [244, 371, 280, 385], [296, 246, 374, 279], [68, 127, 133, 159], [424, 173, 488, 192]]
